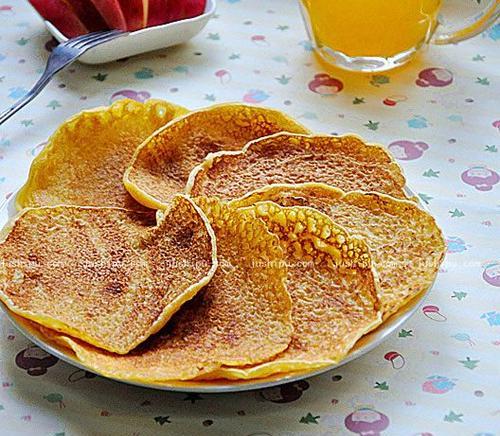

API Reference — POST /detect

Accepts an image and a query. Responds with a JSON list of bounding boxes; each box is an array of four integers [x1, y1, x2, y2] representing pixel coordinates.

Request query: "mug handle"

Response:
[[431, 0, 500, 44]]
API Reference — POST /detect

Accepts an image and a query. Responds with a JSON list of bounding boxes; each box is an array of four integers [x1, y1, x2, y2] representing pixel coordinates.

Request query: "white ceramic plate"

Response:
[[44, 0, 216, 64], [0, 186, 434, 393]]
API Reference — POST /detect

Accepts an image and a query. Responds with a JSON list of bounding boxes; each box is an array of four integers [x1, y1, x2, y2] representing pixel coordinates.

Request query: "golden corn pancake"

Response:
[[16, 99, 187, 211], [187, 133, 409, 201], [206, 201, 381, 380], [124, 104, 310, 209], [232, 183, 446, 318], [25, 199, 293, 382], [0, 196, 217, 354], [3, 99, 444, 387]]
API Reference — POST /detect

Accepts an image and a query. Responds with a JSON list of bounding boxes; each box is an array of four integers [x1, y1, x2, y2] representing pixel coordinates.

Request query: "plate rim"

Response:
[[0, 186, 434, 393]]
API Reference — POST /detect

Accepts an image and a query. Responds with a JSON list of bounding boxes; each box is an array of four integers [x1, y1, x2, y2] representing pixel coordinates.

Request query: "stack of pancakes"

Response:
[[0, 99, 445, 383]]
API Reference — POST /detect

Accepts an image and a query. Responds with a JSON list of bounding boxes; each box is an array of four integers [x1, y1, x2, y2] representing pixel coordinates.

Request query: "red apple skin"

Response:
[[29, 0, 89, 37], [67, 0, 108, 31], [90, 0, 128, 30], [166, 0, 206, 22], [119, 0, 147, 30], [147, 0, 206, 27], [147, 0, 169, 26]]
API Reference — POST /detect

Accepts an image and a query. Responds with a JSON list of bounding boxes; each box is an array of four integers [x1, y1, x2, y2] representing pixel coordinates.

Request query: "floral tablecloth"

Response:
[[0, 1, 499, 435]]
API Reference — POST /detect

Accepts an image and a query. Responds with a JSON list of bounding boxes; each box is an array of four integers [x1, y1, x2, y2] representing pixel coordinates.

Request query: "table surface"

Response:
[[0, 1, 499, 435]]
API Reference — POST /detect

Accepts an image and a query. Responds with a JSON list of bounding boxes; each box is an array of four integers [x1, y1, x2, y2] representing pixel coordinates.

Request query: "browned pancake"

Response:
[[0, 195, 217, 354], [16, 99, 187, 211], [187, 133, 409, 201], [231, 183, 446, 318], [24, 199, 294, 381], [124, 104, 311, 209], [205, 201, 381, 380]]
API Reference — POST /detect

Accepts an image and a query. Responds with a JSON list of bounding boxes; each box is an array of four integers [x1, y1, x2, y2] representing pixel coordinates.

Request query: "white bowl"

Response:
[[44, 0, 216, 64]]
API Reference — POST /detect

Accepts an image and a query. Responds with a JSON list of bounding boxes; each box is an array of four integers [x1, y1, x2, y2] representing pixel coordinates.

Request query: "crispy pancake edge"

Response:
[[138, 194, 219, 341]]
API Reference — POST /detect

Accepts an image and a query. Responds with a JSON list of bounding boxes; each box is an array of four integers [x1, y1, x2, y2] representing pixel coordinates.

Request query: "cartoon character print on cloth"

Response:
[[243, 90, 270, 103], [15, 346, 58, 376], [384, 351, 406, 369], [416, 67, 453, 87], [481, 311, 500, 327], [461, 165, 499, 191], [382, 95, 407, 106], [446, 236, 468, 253], [110, 90, 152, 103], [0, 5, 14, 16], [308, 73, 344, 95], [345, 407, 390, 435], [422, 305, 447, 322], [388, 140, 429, 160], [258, 381, 310, 403], [68, 369, 97, 383], [451, 332, 475, 346], [482, 261, 500, 287], [422, 375, 456, 394]]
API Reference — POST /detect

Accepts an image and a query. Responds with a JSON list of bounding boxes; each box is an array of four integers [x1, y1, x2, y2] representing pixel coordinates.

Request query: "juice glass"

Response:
[[300, 0, 500, 72]]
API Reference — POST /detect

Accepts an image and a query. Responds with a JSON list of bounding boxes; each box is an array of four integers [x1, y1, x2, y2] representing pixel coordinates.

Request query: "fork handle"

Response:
[[0, 72, 55, 126]]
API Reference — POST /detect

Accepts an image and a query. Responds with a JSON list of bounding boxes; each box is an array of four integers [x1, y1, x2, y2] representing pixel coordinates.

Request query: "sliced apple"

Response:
[[29, 0, 89, 37], [67, 0, 108, 31], [147, 0, 169, 26], [119, 0, 147, 30], [166, 0, 206, 22], [90, 0, 128, 30], [142, 0, 149, 26], [147, 0, 206, 27]]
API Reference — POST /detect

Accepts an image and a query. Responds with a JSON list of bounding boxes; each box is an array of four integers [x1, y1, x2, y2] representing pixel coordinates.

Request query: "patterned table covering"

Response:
[[0, 1, 499, 435]]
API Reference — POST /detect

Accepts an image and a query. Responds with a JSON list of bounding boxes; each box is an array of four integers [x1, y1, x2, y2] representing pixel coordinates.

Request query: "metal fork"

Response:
[[0, 30, 127, 125]]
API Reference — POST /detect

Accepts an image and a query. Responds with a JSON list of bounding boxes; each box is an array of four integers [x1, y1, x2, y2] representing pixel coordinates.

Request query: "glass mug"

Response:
[[299, 0, 500, 72]]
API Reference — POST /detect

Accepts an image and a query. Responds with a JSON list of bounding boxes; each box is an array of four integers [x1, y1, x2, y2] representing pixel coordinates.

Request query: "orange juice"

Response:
[[301, 0, 442, 58]]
